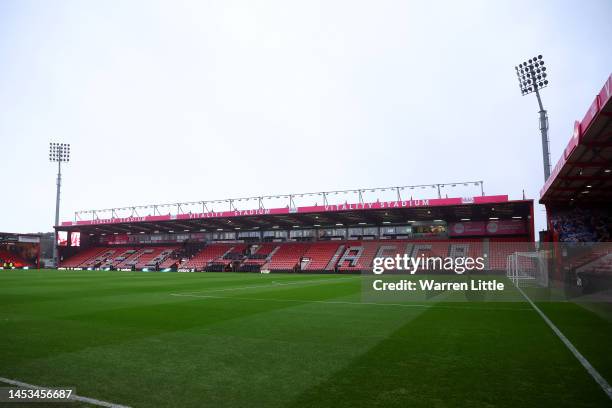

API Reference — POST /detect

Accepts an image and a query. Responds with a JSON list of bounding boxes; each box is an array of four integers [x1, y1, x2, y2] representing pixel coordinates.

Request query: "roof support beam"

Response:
[[558, 176, 612, 181]]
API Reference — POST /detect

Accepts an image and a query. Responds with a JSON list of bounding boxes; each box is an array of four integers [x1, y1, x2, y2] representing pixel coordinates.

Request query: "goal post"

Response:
[[506, 251, 549, 288]]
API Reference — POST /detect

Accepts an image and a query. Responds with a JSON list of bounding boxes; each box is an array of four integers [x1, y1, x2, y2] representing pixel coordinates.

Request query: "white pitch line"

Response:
[[0, 376, 131, 408], [515, 285, 612, 400], [171, 293, 428, 308], [177, 276, 356, 295], [170, 293, 533, 311]]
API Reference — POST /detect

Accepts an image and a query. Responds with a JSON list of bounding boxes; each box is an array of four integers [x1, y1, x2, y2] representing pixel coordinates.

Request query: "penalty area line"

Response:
[[171, 293, 429, 308], [170, 293, 532, 311], [515, 285, 612, 400], [177, 276, 356, 295], [0, 376, 131, 408]]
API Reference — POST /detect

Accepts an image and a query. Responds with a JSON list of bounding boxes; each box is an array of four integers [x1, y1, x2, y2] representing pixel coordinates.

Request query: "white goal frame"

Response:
[[506, 251, 549, 288]]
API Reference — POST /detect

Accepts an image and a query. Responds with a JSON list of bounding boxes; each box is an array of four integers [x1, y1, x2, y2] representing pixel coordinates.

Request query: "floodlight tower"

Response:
[[49, 142, 70, 266], [515, 55, 551, 181]]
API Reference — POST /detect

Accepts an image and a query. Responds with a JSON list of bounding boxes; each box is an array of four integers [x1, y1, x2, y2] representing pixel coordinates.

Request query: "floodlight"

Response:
[[49, 142, 71, 267], [49, 142, 71, 162], [514, 54, 551, 180]]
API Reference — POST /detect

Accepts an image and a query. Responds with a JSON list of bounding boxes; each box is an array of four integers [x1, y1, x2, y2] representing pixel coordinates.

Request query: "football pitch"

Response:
[[1, 270, 612, 407]]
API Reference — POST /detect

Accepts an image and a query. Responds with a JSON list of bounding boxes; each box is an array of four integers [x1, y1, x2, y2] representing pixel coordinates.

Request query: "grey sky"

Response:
[[1, 0, 610, 235]]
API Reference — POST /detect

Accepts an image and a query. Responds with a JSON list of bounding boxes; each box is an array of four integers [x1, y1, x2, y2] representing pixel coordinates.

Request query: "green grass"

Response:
[[1, 270, 611, 407]]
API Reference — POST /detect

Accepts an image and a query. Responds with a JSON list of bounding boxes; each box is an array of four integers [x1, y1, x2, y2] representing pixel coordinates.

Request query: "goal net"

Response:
[[506, 251, 549, 288]]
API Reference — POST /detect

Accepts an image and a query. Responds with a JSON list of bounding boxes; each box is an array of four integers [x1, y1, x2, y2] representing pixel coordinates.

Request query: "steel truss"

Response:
[[73, 180, 485, 221]]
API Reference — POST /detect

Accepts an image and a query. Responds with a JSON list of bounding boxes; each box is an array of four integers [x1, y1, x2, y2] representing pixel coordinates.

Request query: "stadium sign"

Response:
[[322, 199, 432, 211]]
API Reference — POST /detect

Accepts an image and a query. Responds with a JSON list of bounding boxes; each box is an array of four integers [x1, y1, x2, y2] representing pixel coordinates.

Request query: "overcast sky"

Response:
[[0, 0, 610, 235]]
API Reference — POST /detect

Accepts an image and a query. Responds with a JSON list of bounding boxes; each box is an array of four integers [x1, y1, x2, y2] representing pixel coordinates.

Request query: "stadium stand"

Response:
[[137, 247, 178, 269], [266, 243, 309, 271], [0, 249, 32, 268], [489, 238, 532, 270], [302, 242, 344, 271], [337, 241, 380, 271], [577, 252, 612, 275], [550, 208, 612, 243], [60, 238, 527, 272], [249, 243, 278, 260], [158, 251, 183, 269], [56, 191, 535, 274], [60, 246, 108, 268], [114, 248, 148, 269], [409, 241, 450, 258], [82, 248, 116, 268], [100, 247, 139, 269], [181, 243, 234, 271], [568, 247, 612, 270], [239, 243, 279, 271], [375, 242, 410, 258]]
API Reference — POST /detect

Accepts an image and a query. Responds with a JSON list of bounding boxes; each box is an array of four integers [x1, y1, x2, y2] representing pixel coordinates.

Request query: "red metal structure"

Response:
[[537, 73, 612, 287], [539, 73, 612, 243]]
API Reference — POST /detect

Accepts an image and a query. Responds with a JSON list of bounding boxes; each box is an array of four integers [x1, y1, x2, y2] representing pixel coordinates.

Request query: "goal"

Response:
[[506, 251, 549, 288]]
